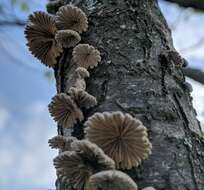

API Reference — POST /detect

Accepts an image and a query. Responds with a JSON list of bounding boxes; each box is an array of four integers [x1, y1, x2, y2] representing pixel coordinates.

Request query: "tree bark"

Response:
[[53, 0, 204, 189]]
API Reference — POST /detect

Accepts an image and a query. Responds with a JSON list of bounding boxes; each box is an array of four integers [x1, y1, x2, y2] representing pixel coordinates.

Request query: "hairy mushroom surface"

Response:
[[54, 140, 115, 190], [24, 11, 62, 67], [55, 29, 81, 48], [73, 44, 101, 69], [68, 87, 97, 109], [48, 135, 77, 151], [87, 170, 138, 190], [56, 5, 88, 33], [85, 112, 152, 169], [48, 93, 84, 128]]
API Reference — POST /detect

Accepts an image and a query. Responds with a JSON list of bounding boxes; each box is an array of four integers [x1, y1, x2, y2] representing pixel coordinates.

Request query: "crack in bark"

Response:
[[173, 93, 200, 190]]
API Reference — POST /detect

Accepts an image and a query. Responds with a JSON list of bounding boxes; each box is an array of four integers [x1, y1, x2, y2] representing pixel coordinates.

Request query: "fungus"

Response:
[[24, 11, 62, 67], [56, 5, 88, 33], [85, 111, 152, 169], [73, 44, 101, 69], [53, 140, 115, 190], [75, 67, 90, 78], [87, 170, 138, 190], [66, 67, 90, 91], [55, 29, 81, 48], [48, 135, 77, 151], [68, 87, 97, 109], [48, 93, 84, 128]]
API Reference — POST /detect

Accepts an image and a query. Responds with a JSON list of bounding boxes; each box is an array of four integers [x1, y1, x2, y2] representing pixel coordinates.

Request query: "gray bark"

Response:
[[53, 0, 204, 189]]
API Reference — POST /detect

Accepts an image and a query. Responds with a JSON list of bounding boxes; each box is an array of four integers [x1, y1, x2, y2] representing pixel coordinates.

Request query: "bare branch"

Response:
[[163, 0, 204, 10], [0, 20, 26, 26], [183, 67, 204, 85]]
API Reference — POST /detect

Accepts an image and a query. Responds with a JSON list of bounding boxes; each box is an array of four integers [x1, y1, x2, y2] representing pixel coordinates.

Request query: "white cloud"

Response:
[[0, 101, 58, 190]]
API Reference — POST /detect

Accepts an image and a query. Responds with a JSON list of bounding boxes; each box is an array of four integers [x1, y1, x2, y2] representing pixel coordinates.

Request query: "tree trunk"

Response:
[[53, 0, 204, 189]]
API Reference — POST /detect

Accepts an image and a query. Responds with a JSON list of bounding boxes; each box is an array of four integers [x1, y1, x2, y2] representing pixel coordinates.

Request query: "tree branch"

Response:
[[183, 67, 204, 85], [0, 20, 26, 26], [164, 0, 204, 10]]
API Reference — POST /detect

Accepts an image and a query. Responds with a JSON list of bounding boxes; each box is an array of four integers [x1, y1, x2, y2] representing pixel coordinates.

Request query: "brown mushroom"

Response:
[[24, 11, 62, 67], [85, 111, 152, 169], [55, 29, 81, 48], [56, 5, 88, 33], [54, 140, 115, 190], [48, 93, 84, 128], [68, 87, 97, 109], [48, 135, 77, 151], [87, 170, 138, 190], [73, 44, 101, 69]]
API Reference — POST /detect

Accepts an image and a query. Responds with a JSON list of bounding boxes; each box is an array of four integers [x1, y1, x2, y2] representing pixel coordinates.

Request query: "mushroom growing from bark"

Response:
[[87, 170, 138, 190], [24, 11, 62, 67], [55, 29, 81, 48], [48, 93, 84, 128], [68, 87, 97, 109], [48, 135, 77, 151], [73, 44, 101, 69], [56, 5, 88, 33], [66, 67, 90, 91], [53, 140, 115, 190], [85, 111, 152, 169]]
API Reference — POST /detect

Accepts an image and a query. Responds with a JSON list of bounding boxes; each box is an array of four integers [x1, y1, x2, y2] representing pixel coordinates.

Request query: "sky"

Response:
[[0, 0, 203, 190]]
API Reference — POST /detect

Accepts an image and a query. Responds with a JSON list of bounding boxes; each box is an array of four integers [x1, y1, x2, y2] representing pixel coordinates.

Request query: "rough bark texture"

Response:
[[53, 0, 204, 189]]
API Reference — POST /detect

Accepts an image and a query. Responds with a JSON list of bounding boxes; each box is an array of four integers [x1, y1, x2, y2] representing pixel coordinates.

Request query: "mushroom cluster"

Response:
[[24, 2, 154, 190]]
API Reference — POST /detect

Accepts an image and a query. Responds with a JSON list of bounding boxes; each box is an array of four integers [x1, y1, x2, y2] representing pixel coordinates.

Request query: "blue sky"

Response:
[[0, 0, 203, 190]]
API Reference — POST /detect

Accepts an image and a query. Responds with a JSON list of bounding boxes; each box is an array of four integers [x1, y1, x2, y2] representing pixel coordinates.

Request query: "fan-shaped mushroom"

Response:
[[54, 140, 115, 190], [24, 11, 62, 67], [87, 170, 138, 190], [73, 44, 101, 69], [85, 111, 152, 169], [56, 5, 88, 33], [48, 93, 84, 128]]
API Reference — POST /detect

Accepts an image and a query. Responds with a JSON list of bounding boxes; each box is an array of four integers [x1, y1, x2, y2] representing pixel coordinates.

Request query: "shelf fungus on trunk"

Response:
[[53, 140, 115, 190], [48, 135, 77, 151], [68, 87, 97, 109], [73, 44, 101, 69], [66, 67, 90, 91], [55, 5, 88, 33], [85, 111, 152, 169], [87, 170, 138, 190], [48, 93, 84, 128], [55, 29, 81, 48], [24, 11, 62, 67]]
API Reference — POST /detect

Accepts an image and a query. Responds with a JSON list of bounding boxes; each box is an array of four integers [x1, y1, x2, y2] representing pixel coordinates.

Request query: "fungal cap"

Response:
[[68, 87, 97, 109], [54, 140, 115, 190], [48, 135, 77, 150], [25, 11, 62, 67], [71, 140, 115, 170], [87, 170, 138, 190], [75, 67, 90, 78], [85, 111, 152, 169], [55, 29, 81, 48], [73, 44, 101, 69], [48, 93, 84, 128], [56, 5, 88, 33]]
